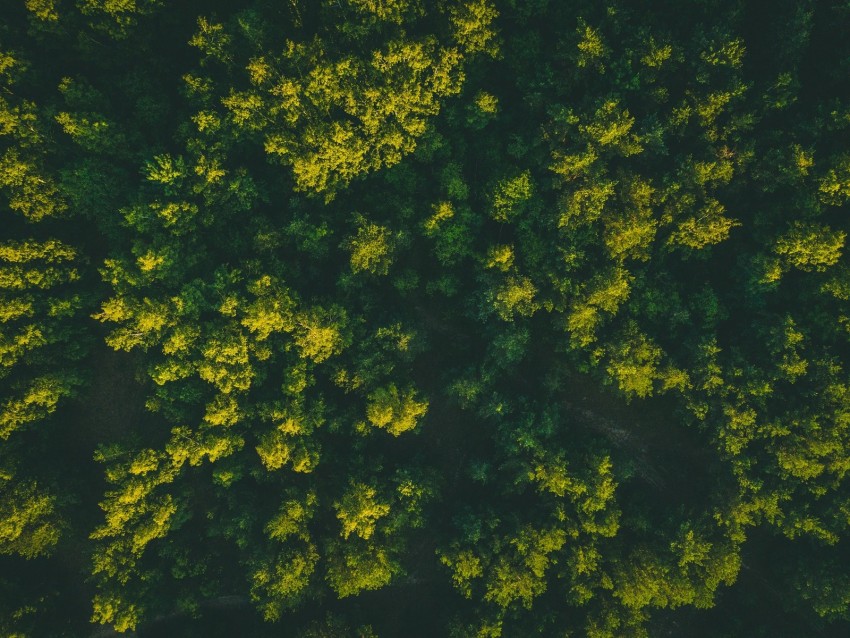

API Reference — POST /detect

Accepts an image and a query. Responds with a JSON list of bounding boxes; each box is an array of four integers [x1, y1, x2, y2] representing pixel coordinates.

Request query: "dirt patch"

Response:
[[73, 343, 150, 448]]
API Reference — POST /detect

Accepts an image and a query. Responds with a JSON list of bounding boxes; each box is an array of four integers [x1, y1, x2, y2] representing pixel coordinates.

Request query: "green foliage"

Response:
[[325, 540, 398, 598], [225, 31, 466, 198], [347, 216, 395, 275], [567, 267, 632, 347], [335, 482, 390, 540], [605, 327, 664, 399], [0, 477, 61, 558], [491, 275, 538, 321], [252, 543, 319, 619], [364, 384, 428, 435], [78, 0, 163, 38], [2, 2, 850, 637], [490, 171, 533, 223], [774, 222, 845, 274], [450, 0, 500, 57], [482, 525, 567, 608], [667, 198, 739, 251], [293, 305, 348, 363], [0, 239, 84, 438]]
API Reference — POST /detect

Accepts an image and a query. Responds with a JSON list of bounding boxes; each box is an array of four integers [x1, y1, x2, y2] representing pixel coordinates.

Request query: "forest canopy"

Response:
[[2, 0, 850, 636]]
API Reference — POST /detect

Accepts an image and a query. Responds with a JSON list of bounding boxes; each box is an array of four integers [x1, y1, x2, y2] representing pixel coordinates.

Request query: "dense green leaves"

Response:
[[2, 0, 850, 636]]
